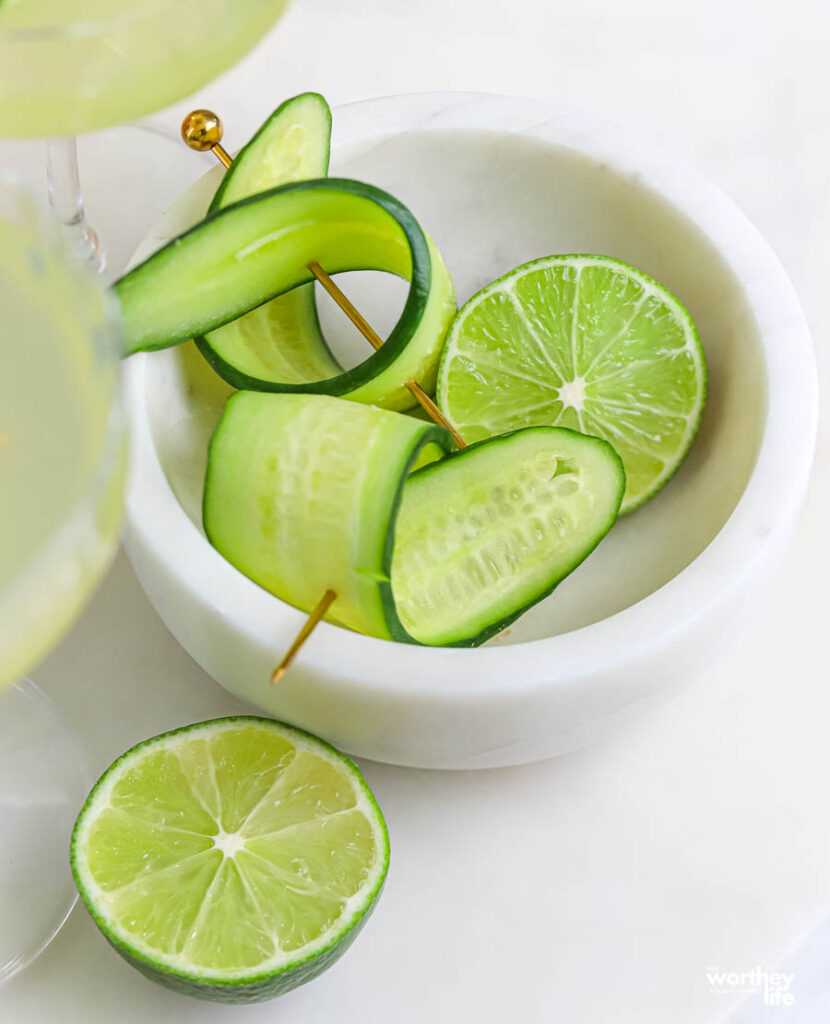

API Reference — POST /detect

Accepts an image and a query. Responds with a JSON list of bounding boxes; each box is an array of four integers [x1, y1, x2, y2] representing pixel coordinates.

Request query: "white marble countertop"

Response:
[[2, 0, 829, 1020]]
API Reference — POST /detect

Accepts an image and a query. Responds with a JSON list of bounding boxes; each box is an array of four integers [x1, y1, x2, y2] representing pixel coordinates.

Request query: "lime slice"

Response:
[[436, 255, 706, 511], [71, 718, 389, 1003]]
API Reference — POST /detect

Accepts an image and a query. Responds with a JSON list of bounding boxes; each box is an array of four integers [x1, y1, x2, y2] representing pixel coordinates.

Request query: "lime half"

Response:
[[437, 255, 706, 511], [71, 718, 389, 1003]]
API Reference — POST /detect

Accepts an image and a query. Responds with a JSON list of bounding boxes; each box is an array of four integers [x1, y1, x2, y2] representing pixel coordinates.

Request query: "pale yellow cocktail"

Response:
[[0, 0, 289, 137], [0, 206, 123, 688]]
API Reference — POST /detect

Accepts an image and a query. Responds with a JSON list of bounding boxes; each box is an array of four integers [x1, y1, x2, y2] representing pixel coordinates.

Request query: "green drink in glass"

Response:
[[0, 180, 123, 981]]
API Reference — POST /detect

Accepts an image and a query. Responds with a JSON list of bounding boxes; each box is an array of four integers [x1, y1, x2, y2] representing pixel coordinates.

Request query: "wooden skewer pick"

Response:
[[183, 110, 466, 680]]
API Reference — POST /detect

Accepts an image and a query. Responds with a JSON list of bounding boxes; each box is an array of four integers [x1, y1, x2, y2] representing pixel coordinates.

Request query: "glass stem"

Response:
[[45, 137, 105, 272]]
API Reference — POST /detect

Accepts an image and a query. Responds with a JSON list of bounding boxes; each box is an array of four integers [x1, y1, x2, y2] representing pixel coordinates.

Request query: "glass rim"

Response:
[[0, 0, 167, 43]]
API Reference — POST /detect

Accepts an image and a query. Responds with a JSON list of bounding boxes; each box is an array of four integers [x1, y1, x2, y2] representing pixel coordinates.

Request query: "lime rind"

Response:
[[71, 717, 389, 1002], [436, 254, 707, 512]]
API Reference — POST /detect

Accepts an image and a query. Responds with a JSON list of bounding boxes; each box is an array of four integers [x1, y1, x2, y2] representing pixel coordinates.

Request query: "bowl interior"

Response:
[[140, 123, 766, 646]]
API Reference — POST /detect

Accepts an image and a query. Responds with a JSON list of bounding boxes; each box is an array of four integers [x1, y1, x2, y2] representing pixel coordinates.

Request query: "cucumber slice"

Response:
[[391, 428, 625, 645], [210, 93, 332, 210], [116, 178, 457, 410], [204, 393, 625, 647], [203, 392, 452, 641], [202, 92, 342, 387]]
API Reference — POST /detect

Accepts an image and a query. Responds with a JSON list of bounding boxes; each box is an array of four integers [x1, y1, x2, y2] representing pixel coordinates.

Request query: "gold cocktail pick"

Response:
[[307, 260, 466, 447], [181, 111, 465, 447], [270, 590, 337, 683], [182, 110, 467, 681]]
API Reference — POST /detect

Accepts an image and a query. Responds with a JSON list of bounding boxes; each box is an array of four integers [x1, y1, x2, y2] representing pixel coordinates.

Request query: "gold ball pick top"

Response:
[[181, 109, 232, 168]]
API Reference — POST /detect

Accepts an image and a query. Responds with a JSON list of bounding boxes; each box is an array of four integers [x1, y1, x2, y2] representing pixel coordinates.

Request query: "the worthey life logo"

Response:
[[706, 966, 795, 1007]]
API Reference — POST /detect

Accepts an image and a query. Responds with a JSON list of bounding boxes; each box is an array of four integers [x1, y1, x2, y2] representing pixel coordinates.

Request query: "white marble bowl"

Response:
[[122, 93, 816, 769]]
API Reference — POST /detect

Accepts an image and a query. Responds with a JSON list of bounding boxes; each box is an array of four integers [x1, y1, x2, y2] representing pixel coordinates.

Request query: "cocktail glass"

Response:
[[0, 178, 124, 981], [0, 0, 290, 267]]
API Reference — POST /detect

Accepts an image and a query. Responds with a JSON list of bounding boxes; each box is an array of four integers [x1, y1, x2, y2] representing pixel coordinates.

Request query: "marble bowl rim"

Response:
[[122, 90, 817, 701]]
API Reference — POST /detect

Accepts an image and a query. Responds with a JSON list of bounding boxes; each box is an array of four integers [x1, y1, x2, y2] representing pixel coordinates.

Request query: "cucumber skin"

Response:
[[395, 427, 627, 647]]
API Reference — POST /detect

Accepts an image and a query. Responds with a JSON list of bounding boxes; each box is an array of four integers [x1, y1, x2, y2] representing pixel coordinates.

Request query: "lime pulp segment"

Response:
[[71, 718, 389, 1001], [436, 255, 707, 512]]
